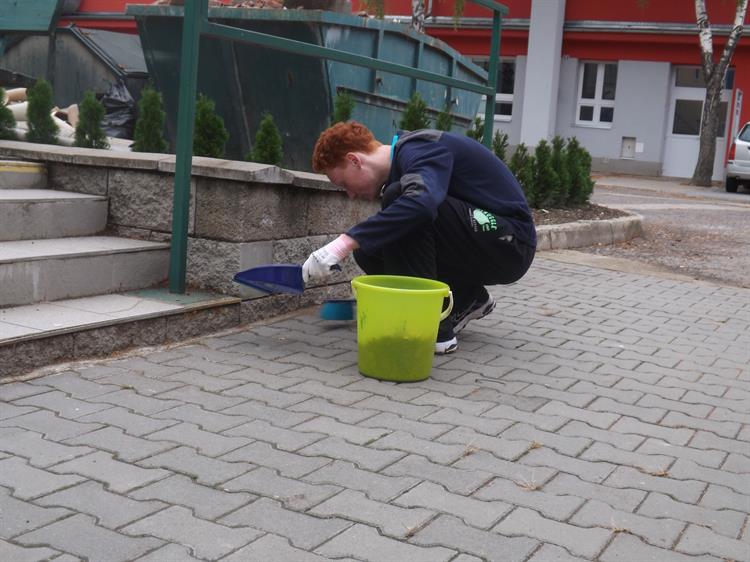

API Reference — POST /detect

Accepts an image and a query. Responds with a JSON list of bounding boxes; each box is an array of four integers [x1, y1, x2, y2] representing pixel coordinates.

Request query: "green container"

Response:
[[127, 5, 486, 170], [352, 275, 453, 382]]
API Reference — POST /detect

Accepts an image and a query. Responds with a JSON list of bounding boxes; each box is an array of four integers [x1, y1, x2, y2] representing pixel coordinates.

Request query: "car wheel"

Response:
[[725, 177, 739, 193]]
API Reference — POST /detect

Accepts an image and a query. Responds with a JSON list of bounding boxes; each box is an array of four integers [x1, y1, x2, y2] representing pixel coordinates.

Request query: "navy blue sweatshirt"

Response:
[[346, 130, 536, 254]]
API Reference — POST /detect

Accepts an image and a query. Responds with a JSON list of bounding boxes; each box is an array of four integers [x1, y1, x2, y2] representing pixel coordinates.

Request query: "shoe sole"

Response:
[[435, 337, 458, 355], [454, 297, 496, 334]]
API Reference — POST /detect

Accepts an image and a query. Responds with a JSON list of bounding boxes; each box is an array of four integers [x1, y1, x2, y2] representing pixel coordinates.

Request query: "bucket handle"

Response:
[[440, 290, 454, 321]]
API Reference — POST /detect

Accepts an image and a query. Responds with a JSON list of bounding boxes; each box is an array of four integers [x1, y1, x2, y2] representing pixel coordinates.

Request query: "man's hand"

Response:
[[302, 234, 358, 283]]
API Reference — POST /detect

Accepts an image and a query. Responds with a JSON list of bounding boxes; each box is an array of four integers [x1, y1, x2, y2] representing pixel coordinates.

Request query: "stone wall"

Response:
[[0, 142, 378, 309]]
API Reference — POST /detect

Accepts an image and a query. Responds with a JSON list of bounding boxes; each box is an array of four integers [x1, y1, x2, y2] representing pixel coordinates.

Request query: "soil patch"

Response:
[[532, 203, 630, 226]]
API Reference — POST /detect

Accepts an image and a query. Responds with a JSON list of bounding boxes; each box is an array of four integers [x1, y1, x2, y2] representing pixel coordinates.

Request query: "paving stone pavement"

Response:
[[1, 255, 749, 562]]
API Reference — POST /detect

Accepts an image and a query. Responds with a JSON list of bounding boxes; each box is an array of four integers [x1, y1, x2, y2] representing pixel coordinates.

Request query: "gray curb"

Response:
[[536, 212, 643, 251]]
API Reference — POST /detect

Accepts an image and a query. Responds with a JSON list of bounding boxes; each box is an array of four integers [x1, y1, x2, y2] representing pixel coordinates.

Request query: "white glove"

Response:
[[302, 235, 356, 283]]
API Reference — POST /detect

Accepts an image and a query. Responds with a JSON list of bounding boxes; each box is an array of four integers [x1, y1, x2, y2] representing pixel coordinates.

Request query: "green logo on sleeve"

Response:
[[473, 209, 497, 232]]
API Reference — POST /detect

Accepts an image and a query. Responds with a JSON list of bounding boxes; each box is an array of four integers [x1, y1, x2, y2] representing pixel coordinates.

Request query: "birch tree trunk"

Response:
[[691, 0, 747, 186], [411, 0, 425, 33]]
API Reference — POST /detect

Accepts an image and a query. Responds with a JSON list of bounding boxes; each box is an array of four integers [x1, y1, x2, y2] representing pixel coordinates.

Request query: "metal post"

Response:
[[168, 0, 205, 293], [482, 10, 501, 148]]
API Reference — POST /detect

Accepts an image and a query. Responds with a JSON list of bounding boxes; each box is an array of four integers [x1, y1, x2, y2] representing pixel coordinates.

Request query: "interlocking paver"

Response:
[[128, 474, 254, 520], [27, 372, 120, 400], [316, 523, 456, 562], [527, 544, 588, 562], [155, 386, 245, 412], [369, 430, 468, 464], [137, 446, 250, 486], [571, 498, 685, 548], [394, 481, 511, 529], [0, 457, 84, 500], [494, 506, 612, 559], [386, 454, 493, 495], [482, 404, 567, 431], [77, 406, 178, 437], [94, 371, 185, 395], [668, 458, 747, 494], [35, 481, 165, 530], [220, 441, 331, 478], [422, 408, 514, 435], [354, 394, 437, 419], [135, 543, 204, 562], [0, 486, 71, 538], [358, 412, 453, 439], [638, 491, 746, 538], [437, 426, 530, 460], [221, 534, 333, 562], [222, 467, 340, 510], [599, 532, 723, 562], [0, 538, 61, 562], [151, 403, 246, 432], [87, 389, 183, 415], [122, 506, 262, 560], [676, 524, 750, 562], [473, 476, 584, 520], [303, 460, 419, 502], [0, 381, 51, 401], [162, 369, 245, 392], [410, 515, 537, 562], [542, 472, 646, 512], [145, 422, 250, 457], [580, 441, 673, 474], [609, 416, 694, 445], [223, 419, 325, 451], [501, 422, 591, 456], [299, 436, 405, 471], [699, 483, 750, 513], [221, 400, 315, 428], [0, 403, 38, 421], [63, 426, 175, 462], [15, 513, 163, 561], [294, 416, 389, 446], [636, 437, 726, 468], [283, 381, 370, 406], [222, 381, 311, 407], [219, 497, 351, 550], [311, 489, 435, 538], [558, 420, 644, 450], [661, 411, 741, 438], [0, 410, 103, 440], [289, 397, 378, 424], [411, 392, 495, 416], [519, 447, 616, 483], [456, 450, 558, 487], [49, 451, 170, 493], [0, 427, 93, 467], [604, 465, 706, 503]]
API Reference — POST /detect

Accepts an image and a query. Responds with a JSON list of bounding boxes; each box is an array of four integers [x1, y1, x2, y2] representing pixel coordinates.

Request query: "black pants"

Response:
[[353, 184, 536, 310]]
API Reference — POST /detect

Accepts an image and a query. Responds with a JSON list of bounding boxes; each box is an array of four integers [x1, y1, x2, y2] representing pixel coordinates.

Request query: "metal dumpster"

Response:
[[127, 5, 487, 170]]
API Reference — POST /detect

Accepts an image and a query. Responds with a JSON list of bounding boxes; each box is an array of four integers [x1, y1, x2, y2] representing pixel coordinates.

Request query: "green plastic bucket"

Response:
[[351, 275, 453, 382]]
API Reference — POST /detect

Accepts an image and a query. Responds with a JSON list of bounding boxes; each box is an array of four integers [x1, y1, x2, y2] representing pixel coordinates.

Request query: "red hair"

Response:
[[312, 121, 381, 172]]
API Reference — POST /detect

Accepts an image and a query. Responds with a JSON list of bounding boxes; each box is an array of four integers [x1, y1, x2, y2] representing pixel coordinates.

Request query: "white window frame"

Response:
[[575, 61, 617, 129], [473, 58, 515, 123]]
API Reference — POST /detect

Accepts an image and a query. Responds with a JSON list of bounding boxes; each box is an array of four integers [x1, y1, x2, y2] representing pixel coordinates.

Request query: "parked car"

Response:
[[726, 122, 750, 193]]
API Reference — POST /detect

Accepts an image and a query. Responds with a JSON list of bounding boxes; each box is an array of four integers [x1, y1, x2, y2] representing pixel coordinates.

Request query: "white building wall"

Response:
[[555, 58, 671, 175]]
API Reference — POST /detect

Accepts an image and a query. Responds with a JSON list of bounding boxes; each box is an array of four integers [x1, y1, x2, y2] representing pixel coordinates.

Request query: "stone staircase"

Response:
[[0, 159, 240, 379]]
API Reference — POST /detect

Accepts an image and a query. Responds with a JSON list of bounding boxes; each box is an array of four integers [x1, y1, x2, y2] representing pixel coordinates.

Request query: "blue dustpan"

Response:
[[233, 264, 304, 294], [321, 299, 355, 320]]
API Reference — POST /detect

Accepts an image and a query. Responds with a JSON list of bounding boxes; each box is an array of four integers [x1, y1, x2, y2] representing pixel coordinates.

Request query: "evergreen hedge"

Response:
[[74, 90, 109, 149], [333, 90, 355, 124], [435, 105, 453, 131], [132, 85, 168, 153], [248, 112, 283, 166], [506, 136, 594, 208], [0, 88, 16, 140], [193, 93, 228, 158], [399, 92, 430, 131], [26, 79, 58, 145]]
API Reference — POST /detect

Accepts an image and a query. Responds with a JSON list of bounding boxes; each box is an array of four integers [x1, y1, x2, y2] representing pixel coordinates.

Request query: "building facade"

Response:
[[356, 0, 750, 181]]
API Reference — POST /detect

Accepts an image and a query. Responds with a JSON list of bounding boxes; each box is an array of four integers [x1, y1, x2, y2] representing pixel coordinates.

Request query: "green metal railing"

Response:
[[169, 0, 507, 293]]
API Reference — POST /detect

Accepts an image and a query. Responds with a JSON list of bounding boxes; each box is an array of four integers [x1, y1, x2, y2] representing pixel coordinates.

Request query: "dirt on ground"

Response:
[[531, 203, 630, 226]]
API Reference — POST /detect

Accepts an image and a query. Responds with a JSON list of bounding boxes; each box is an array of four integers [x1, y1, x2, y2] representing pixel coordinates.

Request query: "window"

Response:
[[473, 58, 515, 121], [672, 100, 729, 137], [576, 62, 617, 127], [675, 65, 735, 90]]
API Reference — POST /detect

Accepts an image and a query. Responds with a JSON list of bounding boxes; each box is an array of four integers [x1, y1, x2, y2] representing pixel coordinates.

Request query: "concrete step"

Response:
[[0, 290, 241, 378], [0, 189, 108, 241], [0, 160, 47, 189], [0, 236, 170, 307]]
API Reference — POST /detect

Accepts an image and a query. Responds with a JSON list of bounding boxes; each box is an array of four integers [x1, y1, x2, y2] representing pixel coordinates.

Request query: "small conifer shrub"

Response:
[[565, 137, 594, 205], [248, 112, 283, 166], [509, 143, 535, 205], [74, 90, 109, 149], [435, 104, 453, 131], [0, 88, 16, 140], [533, 140, 560, 209], [132, 85, 168, 153], [193, 93, 228, 158], [333, 90, 355, 124], [550, 135, 570, 206], [492, 130, 509, 162], [465, 116, 483, 142], [26, 79, 58, 145], [399, 92, 430, 131]]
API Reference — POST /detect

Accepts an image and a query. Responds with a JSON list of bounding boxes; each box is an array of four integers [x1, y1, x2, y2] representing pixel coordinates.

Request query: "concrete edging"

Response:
[[536, 213, 643, 251]]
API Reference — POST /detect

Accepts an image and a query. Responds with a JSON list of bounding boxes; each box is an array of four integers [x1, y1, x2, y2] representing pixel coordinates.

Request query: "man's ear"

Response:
[[346, 152, 361, 168]]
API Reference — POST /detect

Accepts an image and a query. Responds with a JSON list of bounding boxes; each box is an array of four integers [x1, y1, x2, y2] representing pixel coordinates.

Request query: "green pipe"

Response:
[[483, 11, 502, 149], [168, 0, 204, 294]]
